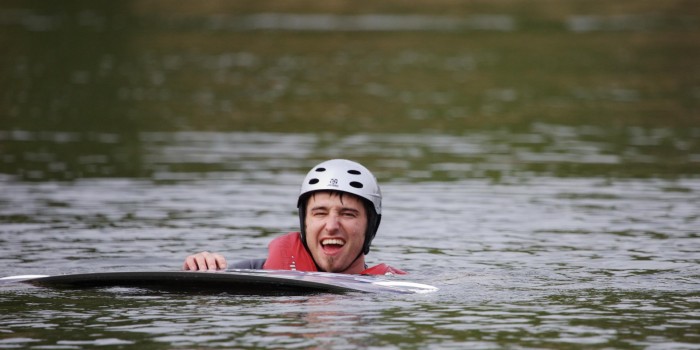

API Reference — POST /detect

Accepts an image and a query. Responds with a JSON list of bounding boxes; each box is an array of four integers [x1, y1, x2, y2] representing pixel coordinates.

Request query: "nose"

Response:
[[324, 213, 340, 232]]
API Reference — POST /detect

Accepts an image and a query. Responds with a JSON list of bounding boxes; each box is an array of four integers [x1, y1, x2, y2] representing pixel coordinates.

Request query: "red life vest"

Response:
[[262, 232, 406, 275]]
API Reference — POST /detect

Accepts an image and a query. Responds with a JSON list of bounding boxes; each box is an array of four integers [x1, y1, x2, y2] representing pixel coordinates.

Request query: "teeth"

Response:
[[322, 238, 345, 246]]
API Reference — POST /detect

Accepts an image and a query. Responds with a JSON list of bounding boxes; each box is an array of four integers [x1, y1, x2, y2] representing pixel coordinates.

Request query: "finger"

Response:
[[183, 255, 198, 271], [214, 254, 227, 270], [195, 254, 208, 271], [205, 253, 218, 271]]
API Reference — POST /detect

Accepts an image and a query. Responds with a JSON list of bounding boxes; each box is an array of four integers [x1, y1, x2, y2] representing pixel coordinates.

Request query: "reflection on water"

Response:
[[3, 1, 699, 134], [2, 125, 699, 181], [193, 13, 517, 32], [1, 1, 699, 349]]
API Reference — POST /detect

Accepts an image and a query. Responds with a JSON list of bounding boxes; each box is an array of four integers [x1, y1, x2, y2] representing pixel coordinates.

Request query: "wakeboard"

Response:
[[0, 269, 438, 295]]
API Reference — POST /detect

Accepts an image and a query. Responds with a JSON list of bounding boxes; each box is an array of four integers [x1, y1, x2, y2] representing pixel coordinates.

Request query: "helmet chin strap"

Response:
[[301, 234, 372, 273], [298, 193, 379, 273], [297, 207, 322, 271], [298, 226, 365, 273]]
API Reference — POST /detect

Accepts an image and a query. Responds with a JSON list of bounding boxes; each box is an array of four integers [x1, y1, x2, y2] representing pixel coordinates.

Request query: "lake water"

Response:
[[1, 2, 699, 349]]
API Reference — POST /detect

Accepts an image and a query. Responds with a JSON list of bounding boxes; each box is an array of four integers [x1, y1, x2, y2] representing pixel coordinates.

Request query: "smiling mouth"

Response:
[[321, 238, 345, 253]]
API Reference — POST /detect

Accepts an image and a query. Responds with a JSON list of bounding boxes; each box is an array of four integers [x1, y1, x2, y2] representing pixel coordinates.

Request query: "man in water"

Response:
[[183, 159, 405, 275]]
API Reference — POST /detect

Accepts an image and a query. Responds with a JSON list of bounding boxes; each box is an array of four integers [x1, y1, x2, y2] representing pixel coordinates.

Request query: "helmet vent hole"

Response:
[[349, 181, 364, 189], [309, 178, 319, 185], [315, 167, 326, 172], [347, 169, 361, 175]]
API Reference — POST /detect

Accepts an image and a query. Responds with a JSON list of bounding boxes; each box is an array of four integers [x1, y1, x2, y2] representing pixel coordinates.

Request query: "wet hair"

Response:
[[298, 190, 381, 256]]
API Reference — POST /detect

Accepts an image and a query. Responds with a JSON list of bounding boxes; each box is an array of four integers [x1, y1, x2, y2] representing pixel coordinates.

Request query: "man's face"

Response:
[[304, 191, 367, 273]]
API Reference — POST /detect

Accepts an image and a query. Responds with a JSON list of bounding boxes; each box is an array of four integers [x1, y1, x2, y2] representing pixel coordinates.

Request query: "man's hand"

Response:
[[183, 251, 227, 271]]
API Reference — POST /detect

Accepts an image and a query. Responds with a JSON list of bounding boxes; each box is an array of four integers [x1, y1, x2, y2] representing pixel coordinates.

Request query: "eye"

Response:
[[341, 210, 358, 218], [311, 209, 328, 217]]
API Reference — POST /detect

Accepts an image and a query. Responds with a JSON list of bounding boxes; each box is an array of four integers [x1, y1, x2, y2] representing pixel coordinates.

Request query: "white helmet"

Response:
[[298, 159, 381, 214], [297, 159, 382, 255]]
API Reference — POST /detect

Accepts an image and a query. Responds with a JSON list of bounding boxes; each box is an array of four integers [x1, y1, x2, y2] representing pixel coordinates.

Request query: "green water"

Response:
[[2, 1, 699, 181], [1, 1, 699, 349]]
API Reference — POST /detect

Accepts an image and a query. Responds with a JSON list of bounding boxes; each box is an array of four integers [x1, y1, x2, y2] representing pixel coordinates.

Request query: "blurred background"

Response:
[[1, 0, 698, 182]]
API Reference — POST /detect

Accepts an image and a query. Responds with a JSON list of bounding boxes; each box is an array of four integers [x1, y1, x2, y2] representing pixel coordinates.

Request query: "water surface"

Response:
[[2, 129, 698, 349], [1, 1, 699, 349]]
